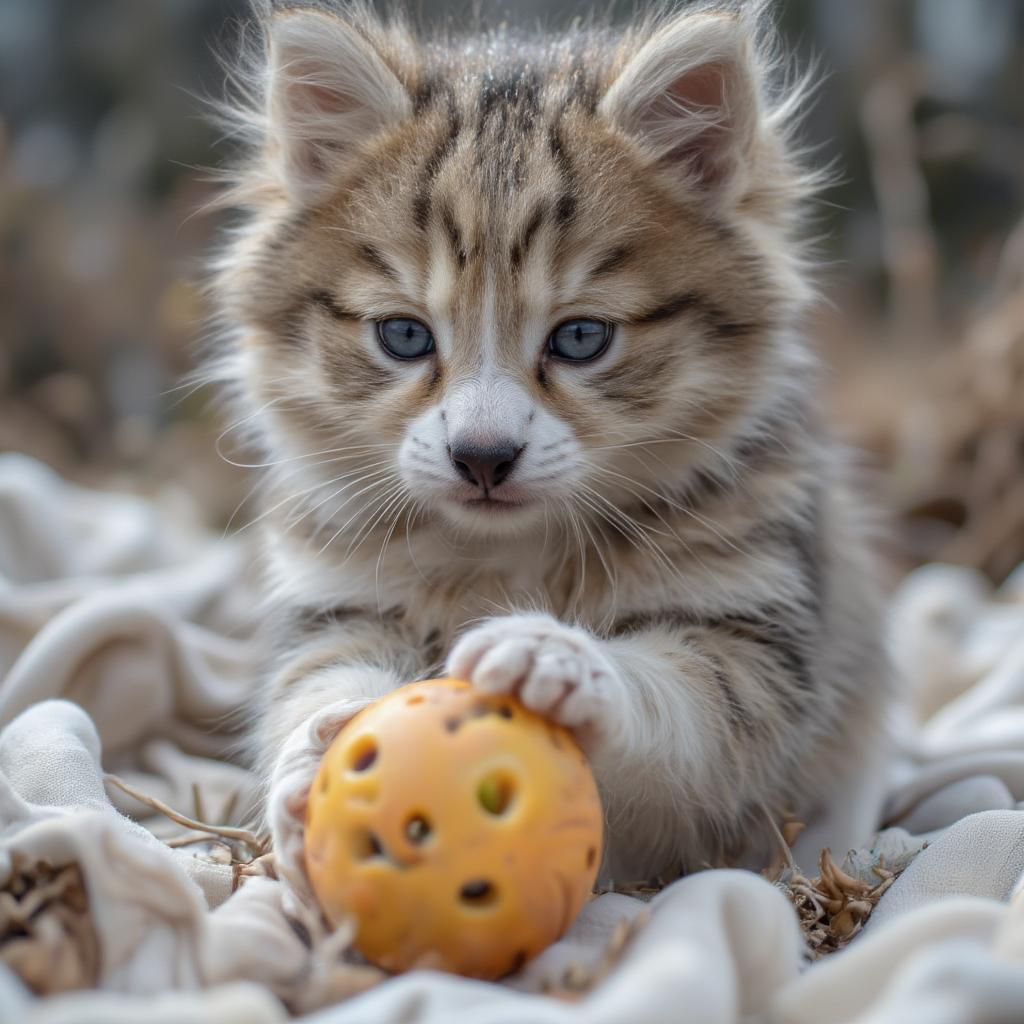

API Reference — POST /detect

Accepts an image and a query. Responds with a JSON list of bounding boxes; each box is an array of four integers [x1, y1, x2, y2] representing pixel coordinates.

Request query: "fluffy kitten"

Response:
[[212, 0, 888, 882]]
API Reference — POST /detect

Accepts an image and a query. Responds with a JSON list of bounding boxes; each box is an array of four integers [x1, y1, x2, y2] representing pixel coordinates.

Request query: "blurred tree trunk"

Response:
[[859, 0, 942, 346]]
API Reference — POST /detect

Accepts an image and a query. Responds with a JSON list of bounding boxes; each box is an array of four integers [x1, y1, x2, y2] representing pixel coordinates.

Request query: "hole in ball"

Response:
[[459, 879, 497, 907], [349, 736, 378, 772], [508, 950, 528, 975], [352, 829, 384, 860], [478, 772, 516, 816], [405, 813, 432, 844], [318, 773, 330, 794], [586, 847, 597, 869]]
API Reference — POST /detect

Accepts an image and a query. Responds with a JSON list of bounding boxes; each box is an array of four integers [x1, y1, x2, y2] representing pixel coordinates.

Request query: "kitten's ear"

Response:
[[266, 10, 411, 200], [599, 12, 762, 201]]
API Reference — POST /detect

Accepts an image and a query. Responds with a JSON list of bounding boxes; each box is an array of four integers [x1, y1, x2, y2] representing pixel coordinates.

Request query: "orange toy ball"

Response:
[[304, 678, 604, 979]]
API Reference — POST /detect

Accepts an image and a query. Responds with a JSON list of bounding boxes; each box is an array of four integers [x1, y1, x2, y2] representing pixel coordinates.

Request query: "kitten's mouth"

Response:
[[441, 485, 542, 528], [448, 486, 536, 515], [460, 495, 526, 510]]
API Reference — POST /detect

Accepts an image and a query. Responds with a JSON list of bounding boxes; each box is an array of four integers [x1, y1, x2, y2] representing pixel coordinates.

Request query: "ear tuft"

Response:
[[267, 10, 411, 200], [599, 13, 762, 199]]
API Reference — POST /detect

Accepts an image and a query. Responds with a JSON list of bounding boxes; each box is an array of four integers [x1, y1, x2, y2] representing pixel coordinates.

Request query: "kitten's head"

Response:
[[215, 2, 814, 545]]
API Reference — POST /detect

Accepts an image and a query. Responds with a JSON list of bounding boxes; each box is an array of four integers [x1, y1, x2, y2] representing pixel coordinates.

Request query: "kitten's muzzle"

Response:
[[449, 441, 523, 493]]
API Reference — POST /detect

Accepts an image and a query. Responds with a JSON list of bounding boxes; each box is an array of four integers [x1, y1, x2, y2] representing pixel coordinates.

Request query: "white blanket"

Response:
[[2, 452, 1024, 1023]]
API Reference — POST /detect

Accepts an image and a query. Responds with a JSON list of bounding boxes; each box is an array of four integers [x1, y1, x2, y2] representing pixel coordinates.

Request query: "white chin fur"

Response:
[[435, 496, 548, 537]]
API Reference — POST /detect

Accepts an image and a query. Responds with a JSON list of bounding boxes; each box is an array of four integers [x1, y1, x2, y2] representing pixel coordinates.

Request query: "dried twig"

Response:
[[104, 774, 267, 862], [1, 862, 99, 995], [775, 848, 903, 959], [762, 804, 800, 877]]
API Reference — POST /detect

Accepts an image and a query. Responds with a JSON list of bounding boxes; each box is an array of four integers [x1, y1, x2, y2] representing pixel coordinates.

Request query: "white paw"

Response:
[[266, 698, 369, 904], [446, 614, 623, 747]]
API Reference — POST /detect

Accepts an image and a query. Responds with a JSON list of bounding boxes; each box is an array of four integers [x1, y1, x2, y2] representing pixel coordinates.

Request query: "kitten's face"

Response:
[[221, 9, 805, 544]]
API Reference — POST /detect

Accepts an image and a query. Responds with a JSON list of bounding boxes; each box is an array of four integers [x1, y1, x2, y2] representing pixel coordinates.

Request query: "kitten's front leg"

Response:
[[260, 613, 423, 897], [447, 611, 845, 879]]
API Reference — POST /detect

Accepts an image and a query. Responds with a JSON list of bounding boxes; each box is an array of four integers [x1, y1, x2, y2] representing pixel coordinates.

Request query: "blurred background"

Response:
[[1, 0, 1022, 583]]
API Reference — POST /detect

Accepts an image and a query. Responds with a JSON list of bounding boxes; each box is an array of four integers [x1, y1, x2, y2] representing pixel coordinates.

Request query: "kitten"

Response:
[[211, 0, 889, 882]]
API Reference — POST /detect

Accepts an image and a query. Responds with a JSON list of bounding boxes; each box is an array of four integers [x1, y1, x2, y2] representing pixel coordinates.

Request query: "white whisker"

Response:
[[314, 475, 402, 557]]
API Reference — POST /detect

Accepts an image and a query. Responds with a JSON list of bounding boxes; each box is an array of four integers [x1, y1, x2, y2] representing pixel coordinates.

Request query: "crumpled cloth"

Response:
[[2, 452, 1024, 1023]]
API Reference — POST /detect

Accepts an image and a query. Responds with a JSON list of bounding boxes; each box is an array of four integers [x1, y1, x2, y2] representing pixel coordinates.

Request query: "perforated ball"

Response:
[[304, 678, 603, 979]]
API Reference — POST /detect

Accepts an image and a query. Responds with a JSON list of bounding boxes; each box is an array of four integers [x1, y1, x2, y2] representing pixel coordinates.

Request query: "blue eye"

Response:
[[547, 319, 612, 362], [377, 318, 436, 360]]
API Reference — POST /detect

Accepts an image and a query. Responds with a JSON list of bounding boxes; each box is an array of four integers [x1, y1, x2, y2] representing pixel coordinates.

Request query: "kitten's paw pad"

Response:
[[446, 615, 621, 741]]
